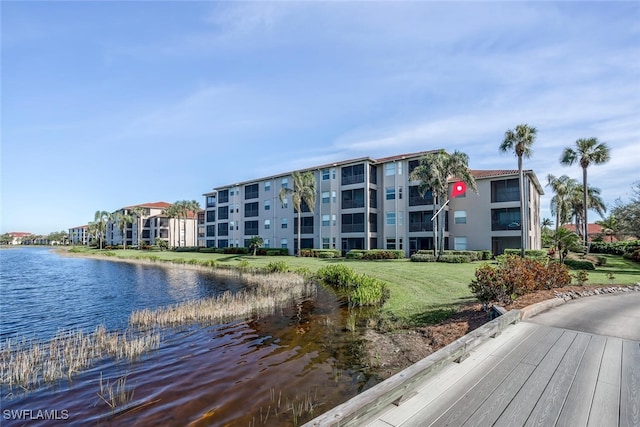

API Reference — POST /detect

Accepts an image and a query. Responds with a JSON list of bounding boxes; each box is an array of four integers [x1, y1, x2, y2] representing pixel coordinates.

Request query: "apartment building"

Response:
[[68, 225, 92, 245], [201, 151, 543, 256], [106, 201, 199, 248]]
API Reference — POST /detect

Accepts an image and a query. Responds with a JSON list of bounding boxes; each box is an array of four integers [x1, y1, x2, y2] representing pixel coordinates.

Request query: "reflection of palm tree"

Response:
[[409, 150, 476, 257], [279, 171, 316, 256], [500, 124, 537, 257], [561, 137, 611, 247]]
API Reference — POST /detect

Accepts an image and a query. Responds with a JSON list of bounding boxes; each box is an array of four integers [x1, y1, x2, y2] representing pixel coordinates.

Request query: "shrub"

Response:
[[469, 256, 572, 305], [174, 246, 199, 252], [504, 249, 548, 260], [563, 259, 595, 270], [264, 248, 289, 256], [300, 249, 341, 258], [346, 249, 404, 260], [316, 265, 356, 287], [410, 253, 437, 262], [574, 270, 589, 286], [438, 255, 471, 263], [198, 248, 217, 253], [224, 247, 249, 255], [265, 261, 290, 273], [345, 250, 364, 260], [443, 250, 481, 261], [316, 265, 388, 306], [590, 240, 640, 256]]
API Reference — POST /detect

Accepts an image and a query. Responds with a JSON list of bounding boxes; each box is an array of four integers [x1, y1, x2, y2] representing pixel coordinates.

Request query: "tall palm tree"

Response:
[[409, 150, 477, 257], [187, 200, 201, 247], [568, 184, 606, 243], [560, 137, 611, 248], [93, 210, 110, 249], [279, 170, 316, 256], [129, 206, 146, 248], [500, 124, 537, 257], [162, 204, 180, 249], [113, 211, 134, 250], [546, 174, 578, 248]]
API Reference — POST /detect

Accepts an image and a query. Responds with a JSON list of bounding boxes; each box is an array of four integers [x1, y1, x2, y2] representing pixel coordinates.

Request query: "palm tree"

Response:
[[279, 170, 316, 256], [129, 206, 146, 248], [546, 174, 578, 249], [409, 150, 477, 257], [187, 200, 201, 247], [500, 124, 537, 257], [248, 235, 264, 256], [113, 211, 134, 250], [93, 210, 110, 249], [568, 184, 606, 243], [560, 137, 611, 248], [162, 204, 180, 249], [596, 214, 619, 242]]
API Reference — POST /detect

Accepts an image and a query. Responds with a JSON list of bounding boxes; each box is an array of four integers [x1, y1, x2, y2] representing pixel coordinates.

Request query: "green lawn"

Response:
[[67, 248, 640, 327]]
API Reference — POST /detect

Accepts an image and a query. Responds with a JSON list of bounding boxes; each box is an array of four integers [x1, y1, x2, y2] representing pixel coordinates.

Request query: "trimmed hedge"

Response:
[[504, 249, 548, 260], [589, 240, 640, 255], [438, 255, 471, 263], [300, 249, 341, 258], [563, 259, 596, 270], [345, 249, 405, 260], [410, 253, 437, 262]]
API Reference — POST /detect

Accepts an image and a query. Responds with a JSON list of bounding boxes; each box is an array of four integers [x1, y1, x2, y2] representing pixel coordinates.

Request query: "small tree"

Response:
[[248, 236, 264, 256]]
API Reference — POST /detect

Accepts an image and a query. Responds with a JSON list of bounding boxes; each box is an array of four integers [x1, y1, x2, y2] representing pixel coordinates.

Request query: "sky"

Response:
[[1, 1, 639, 235]]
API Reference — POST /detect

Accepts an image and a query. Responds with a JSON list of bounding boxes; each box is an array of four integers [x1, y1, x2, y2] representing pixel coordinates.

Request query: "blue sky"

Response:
[[2, 1, 639, 235]]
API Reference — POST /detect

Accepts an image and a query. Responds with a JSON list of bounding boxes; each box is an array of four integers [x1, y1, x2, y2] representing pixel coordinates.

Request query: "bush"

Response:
[[223, 247, 249, 255], [469, 256, 572, 305], [264, 261, 290, 273], [199, 248, 217, 253], [623, 249, 640, 262], [573, 270, 589, 286], [590, 240, 640, 256], [174, 246, 199, 252], [410, 253, 437, 262], [264, 248, 289, 256], [438, 255, 471, 263], [443, 250, 482, 261], [316, 264, 388, 306], [300, 249, 341, 258], [346, 249, 404, 260], [504, 249, 548, 260], [563, 259, 596, 270], [317, 265, 356, 287]]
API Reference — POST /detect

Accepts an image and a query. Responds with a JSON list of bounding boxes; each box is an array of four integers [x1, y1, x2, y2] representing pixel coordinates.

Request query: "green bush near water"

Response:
[[316, 264, 389, 306]]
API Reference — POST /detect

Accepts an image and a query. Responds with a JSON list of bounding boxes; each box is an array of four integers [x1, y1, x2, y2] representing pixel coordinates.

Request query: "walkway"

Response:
[[366, 321, 640, 427]]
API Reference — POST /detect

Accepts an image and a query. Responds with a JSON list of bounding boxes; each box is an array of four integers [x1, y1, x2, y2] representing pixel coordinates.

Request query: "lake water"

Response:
[[0, 247, 375, 426]]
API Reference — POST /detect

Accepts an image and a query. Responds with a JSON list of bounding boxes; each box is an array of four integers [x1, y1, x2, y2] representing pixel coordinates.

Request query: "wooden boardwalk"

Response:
[[366, 322, 640, 427]]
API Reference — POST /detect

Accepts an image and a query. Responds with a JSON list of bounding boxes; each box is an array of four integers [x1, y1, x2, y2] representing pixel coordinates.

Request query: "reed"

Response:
[[96, 372, 135, 409], [0, 326, 160, 392], [129, 272, 315, 328]]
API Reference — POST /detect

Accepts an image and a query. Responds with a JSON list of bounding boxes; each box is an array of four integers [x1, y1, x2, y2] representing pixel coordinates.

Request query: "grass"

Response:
[[64, 247, 640, 327]]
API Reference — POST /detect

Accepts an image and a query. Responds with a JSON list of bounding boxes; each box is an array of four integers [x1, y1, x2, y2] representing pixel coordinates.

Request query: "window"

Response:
[[409, 186, 434, 206], [386, 212, 396, 225], [244, 220, 258, 236], [218, 206, 229, 220], [386, 187, 395, 200], [342, 188, 365, 209], [206, 196, 216, 208], [322, 191, 330, 203], [245, 184, 259, 200], [229, 189, 235, 196], [245, 202, 259, 217], [492, 207, 521, 230], [332, 214, 337, 225], [281, 239, 288, 249], [369, 213, 378, 232], [218, 223, 229, 236], [409, 211, 434, 232], [408, 159, 420, 175], [342, 213, 364, 233], [454, 237, 467, 250], [322, 215, 330, 226], [454, 210, 467, 224], [206, 210, 216, 222], [398, 211, 404, 226], [341, 164, 365, 185], [264, 219, 270, 229], [387, 238, 396, 250], [322, 169, 330, 180], [281, 178, 288, 188], [264, 181, 271, 191], [218, 190, 229, 204], [218, 239, 229, 248], [294, 217, 314, 234], [398, 162, 403, 175], [206, 225, 215, 237], [264, 238, 270, 248], [369, 165, 377, 184], [282, 198, 289, 209], [491, 179, 520, 202], [281, 218, 288, 229], [332, 191, 337, 203], [370, 189, 377, 208], [322, 237, 330, 249], [398, 187, 403, 199], [385, 163, 396, 176], [264, 200, 271, 210]]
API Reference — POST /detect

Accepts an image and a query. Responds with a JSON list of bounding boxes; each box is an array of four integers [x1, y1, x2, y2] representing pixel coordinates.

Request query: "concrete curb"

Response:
[[519, 297, 566, 320]]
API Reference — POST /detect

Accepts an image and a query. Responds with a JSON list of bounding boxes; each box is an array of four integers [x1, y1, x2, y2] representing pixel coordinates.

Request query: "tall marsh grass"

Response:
[[130, 272, 315, 328], [0, 326, 160, 392]]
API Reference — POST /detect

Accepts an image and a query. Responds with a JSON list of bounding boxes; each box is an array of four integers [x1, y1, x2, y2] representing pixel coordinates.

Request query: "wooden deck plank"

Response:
[[524, 333, 591, 427], [555, 334, 606, 427], [399, 325, 561, 427], [620, 340, 640, 427], [488, 331, 578, 427], [587, 337, 623, 427], [373, 322, 541, 427]]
